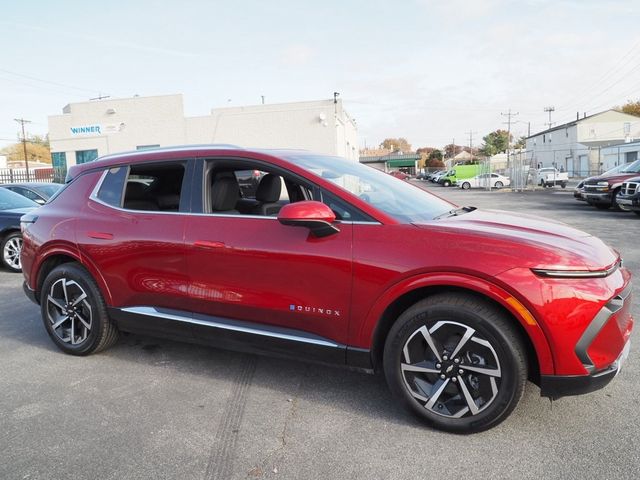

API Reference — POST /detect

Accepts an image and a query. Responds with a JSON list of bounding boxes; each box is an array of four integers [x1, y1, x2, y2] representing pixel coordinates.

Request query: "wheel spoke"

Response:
[[51, 315, 69, 329], [401, 363, 439, 374], [450, 324, 476, 358], [62, 280, 70, 303], [70, 317, 76, 344], [72, 293, 87, 306], [418, 326, 442, 362], [47, 295, 66, 312], [456, 375, 480, 415], [425, 378, 450, 410], [462, 364, 501, 378], [76, 313, 91, 330]]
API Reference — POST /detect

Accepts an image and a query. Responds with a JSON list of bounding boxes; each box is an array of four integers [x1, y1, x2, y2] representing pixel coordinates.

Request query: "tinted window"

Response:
[[122, 163, 185, 212], [0, 187, 38, 210], [97, 167, 129, 207]]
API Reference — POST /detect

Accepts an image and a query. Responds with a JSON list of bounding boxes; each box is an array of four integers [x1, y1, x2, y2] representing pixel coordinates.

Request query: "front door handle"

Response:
[[194, 240, 226, 249]]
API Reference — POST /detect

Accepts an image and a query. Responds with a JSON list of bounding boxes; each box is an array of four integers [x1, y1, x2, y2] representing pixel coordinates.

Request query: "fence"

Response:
[[0, 167, 67, 184]]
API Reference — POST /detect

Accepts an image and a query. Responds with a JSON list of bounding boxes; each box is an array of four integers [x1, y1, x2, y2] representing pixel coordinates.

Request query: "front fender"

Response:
[[356, 272, 555, 375]]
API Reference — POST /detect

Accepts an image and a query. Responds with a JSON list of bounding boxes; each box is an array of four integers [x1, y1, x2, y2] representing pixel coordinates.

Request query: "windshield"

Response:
[[38, 183, 63, 197], [288, 154, 453, 222], [0, 187, 39, 210], [620, 159, 640, 173]]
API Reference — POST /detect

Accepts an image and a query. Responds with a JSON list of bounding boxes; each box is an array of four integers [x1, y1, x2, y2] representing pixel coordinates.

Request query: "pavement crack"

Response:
[[248, 365, 308, 477]]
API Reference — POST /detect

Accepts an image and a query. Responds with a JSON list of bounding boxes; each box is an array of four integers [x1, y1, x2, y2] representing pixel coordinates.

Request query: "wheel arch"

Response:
[[33, 246, 113, 306], [363, 274, 554, 381]]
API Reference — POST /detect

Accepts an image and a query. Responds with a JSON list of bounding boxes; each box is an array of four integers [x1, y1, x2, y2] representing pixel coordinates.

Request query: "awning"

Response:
[[386, 159, 416, 168]]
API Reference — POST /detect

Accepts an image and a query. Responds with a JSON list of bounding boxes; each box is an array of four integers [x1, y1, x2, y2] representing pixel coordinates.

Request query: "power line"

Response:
[[0, 68, 105, 95]]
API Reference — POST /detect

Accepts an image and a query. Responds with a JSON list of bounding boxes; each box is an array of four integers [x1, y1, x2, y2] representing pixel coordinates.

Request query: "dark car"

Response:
[[0, 182, 62, 205], [583, 160, 640, 210], [573, 180, 586, 201], [20, 145, 632, 433], [616, 176, 640, 216], [0, 188, 38, 272]]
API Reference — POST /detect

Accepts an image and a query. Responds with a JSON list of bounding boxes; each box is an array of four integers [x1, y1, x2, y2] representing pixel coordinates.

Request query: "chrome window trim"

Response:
[[89, 167, 382, 223], [121, 306, 340, 348]]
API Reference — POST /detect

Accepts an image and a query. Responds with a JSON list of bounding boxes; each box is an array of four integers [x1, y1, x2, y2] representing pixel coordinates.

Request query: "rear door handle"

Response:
[[194, 240, 226, 249], [87, 231, 114, 240]]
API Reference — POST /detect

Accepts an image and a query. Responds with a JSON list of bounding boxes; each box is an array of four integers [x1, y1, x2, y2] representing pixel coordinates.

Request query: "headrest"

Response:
[[255, 174, 282, 202], [212, 177, 240, 211]]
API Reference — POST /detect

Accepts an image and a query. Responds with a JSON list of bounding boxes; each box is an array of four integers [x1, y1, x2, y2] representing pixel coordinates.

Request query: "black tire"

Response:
[[594, 204, 610, 210], [40, 262, 119, 355], [383, 293, 527, 433], [634, 211, 640, 217], [442, 180, 451, 187], [1, 231, 23, 273], [494, 181, 504, 189], [560, 182, 567, 189], [461, 182, 471, 190]]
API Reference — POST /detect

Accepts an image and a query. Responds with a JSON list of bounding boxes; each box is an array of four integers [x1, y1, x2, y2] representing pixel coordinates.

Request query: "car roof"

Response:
[[66, 144, 314, 180]]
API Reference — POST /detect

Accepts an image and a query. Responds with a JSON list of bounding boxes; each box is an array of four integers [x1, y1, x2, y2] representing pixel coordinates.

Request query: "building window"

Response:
[[136, 144, 160, 150], [543, 134, 545, 143], [76, 149, 98, 164], [51, 152, 67, 169], [624, 122, 631, 134]]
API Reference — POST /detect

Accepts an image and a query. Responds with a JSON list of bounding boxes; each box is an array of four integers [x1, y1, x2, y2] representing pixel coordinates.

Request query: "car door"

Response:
[[184, 159, 353, 347], [76, 161, 192, 334]]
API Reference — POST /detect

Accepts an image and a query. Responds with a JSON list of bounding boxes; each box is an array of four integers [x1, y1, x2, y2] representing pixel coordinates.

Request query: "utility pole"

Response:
[[544, 106, 555, 129], [466, 130, 477, 154], [501, 109, 519, 169], [261, 95, 265, 105], [14, 118, 31, 181]]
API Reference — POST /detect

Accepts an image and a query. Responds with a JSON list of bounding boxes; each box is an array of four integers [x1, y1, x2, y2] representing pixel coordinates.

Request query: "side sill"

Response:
[[109, 306, 373, 371]]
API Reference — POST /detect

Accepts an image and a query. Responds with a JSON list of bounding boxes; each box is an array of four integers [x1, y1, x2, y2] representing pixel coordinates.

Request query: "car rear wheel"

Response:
[[594, 204, 610, 210], [1, 231, 23, 273], [494, 181, 504, 189], [40, 263, 119, 355], [461, 182, 470, 190], [383, 293, 527, 433], [442, 180, 451, 187]]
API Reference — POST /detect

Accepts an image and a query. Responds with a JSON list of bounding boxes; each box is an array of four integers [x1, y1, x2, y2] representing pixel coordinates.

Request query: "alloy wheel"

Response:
[[400, 320, 501, 418], [46, 278, 93, 345], [3, 235, 22, 270]]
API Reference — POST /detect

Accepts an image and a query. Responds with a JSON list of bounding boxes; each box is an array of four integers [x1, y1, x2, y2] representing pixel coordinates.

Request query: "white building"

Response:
[[525, 109, 640, 177], [48, 94, 358, 170]]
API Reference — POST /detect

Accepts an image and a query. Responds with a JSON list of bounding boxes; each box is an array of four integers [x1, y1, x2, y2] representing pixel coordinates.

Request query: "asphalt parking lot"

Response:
[[1, 184, 638, 480]]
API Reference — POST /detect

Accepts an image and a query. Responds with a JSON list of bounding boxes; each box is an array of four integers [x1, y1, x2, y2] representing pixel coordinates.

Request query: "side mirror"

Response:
[[277, 201, 339, 237]]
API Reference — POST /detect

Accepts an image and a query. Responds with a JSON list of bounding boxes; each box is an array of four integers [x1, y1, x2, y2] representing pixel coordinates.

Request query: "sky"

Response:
[[1, 0, 640, 152]]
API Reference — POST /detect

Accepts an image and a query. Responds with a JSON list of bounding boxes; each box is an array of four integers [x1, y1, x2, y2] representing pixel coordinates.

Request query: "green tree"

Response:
[[479, 130, 511, 156], [381, 137, 412, 153], [514, 135, 526, 149], [616, 100, 640, 117], [444, 144, 463, 158]]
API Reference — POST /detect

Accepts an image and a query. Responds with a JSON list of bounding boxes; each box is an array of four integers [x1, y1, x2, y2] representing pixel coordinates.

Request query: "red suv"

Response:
[[20, 146, 633, 433]]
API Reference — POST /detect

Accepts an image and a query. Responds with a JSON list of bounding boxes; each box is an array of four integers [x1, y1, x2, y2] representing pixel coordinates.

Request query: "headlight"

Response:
[[532, 261, 620, 278], [596, 181, 609, 186]]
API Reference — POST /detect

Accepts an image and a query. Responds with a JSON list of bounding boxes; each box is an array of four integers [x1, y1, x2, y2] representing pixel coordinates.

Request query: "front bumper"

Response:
[[540, 339, 631, 399], [583, 191, 612, 204]]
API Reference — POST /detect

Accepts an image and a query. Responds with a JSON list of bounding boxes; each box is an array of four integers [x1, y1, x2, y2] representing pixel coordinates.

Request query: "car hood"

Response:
[[585, 172, 639, 184], [414, 209, 617, 271]]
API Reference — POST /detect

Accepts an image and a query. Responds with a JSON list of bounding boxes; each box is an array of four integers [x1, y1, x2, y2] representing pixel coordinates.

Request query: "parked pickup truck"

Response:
[[616, 176, 640, 216], [536, 168, 569, 188]]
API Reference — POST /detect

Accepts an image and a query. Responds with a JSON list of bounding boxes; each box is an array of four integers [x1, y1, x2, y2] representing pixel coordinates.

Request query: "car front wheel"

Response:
[[40, 263, 119, 355], [613, 189, 630, 212], [494, 181, 504, 189], [1, 231, 23, 272], [461, 182, 470, 190], [383, 293, 527, 433]]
